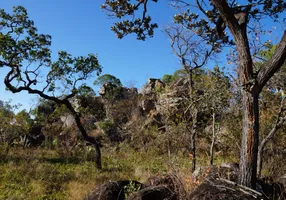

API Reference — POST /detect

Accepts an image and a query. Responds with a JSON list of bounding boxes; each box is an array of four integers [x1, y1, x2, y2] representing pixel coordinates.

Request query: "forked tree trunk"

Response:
[[210, 0, 286, 189], [239, 92, 259, 188]]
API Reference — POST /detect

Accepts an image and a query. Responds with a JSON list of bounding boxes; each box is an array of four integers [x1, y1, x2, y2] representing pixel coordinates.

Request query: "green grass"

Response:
[[0, 146, 192, 200], [0, 144, 241, 200]]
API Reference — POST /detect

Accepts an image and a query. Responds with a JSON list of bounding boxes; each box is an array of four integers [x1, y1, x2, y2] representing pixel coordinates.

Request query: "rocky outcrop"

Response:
[[60, 114, 75, 128], [140, 99, 155, 113], [99, 82, 116, 96], [99, 83, 138, 100], [140, 78, 165, 96], [122, 88, 138, 99], [154, 78, 189, 121]]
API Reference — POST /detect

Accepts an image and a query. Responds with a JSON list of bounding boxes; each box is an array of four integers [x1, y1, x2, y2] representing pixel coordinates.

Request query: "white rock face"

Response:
[[140, 78, 164, 95], [60, 114, 75, 128]]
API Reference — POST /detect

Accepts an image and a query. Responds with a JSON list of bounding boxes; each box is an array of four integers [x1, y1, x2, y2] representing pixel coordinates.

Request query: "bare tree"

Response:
[[165, 25, 213, 172]]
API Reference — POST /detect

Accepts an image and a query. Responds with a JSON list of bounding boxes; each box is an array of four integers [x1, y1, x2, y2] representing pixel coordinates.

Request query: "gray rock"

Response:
[[84, 180, 144, 200], [140, 78, 164, 95], [60, 114, 75, 128], [127, 185, 176, 200]]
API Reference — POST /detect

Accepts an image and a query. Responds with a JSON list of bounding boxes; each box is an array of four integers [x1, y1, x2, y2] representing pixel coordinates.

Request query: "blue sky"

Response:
[[0, 1, 284, 111], [0, 0, 180, 110]]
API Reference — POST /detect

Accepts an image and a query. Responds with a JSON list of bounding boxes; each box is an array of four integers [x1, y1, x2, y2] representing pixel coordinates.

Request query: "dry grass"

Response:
[[66, 181, 96, 200], [0, 145, 244, 199]]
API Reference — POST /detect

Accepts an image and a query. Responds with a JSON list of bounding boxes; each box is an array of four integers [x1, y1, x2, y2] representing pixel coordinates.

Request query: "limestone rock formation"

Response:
[[140, 78, 164, 96]]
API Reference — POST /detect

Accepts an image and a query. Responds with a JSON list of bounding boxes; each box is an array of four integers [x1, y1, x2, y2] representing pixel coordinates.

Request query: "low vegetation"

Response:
[[1, 1, 286, 199]]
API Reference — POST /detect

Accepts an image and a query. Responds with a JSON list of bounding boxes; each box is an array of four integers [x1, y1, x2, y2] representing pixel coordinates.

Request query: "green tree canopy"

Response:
[[0, 6, 103, 169], [94, 74, 122, 87]]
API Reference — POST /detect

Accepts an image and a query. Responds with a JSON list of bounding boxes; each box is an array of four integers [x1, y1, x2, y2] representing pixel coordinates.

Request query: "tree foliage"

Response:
[[103, 0, 286, 188], [94, 74, 122, 87], [102, 0, 158, 40], [0, 6, 103, 169]]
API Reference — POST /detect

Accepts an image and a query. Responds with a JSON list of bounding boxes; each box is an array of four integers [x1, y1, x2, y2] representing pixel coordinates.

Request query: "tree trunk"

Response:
[[239, 92, 259, 188], [210, 112, 215, 165], [95, 144, 102, 169], [257, 145, 263, 178], [190, 108, 198, 172], [65, 100, 102, 170]]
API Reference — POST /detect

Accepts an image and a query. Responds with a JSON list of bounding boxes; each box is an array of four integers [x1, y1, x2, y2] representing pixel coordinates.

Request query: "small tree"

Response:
[[0, 6, 103, 169], [205, 67, 231, 165], [0, 101, 17, 145], [165, 25, 213, 172]]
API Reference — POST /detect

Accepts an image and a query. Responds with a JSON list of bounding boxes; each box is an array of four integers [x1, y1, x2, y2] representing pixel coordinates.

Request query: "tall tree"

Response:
[[103, 0, 286, 188], [0, 6, 103, 169], [165, 25, 212, 172]]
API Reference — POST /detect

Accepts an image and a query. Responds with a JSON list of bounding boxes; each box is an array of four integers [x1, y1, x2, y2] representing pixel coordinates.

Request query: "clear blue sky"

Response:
[[0, 0, 180, 110], [0, 1, 284, 111]]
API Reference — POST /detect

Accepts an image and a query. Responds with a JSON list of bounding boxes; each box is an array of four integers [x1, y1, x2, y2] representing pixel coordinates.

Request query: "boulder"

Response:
[[127, 185, 175, 200], [189, 164, 285, 200], [84, 180, 144, 200], [189, 178, 263, 200], [85, 174, 187, 200], [60, 114, 75, 128]]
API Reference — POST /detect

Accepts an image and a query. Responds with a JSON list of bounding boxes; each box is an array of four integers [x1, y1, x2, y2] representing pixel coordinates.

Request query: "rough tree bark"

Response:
[[212, 0, 286, 188], [189, 108, 198, 172]]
